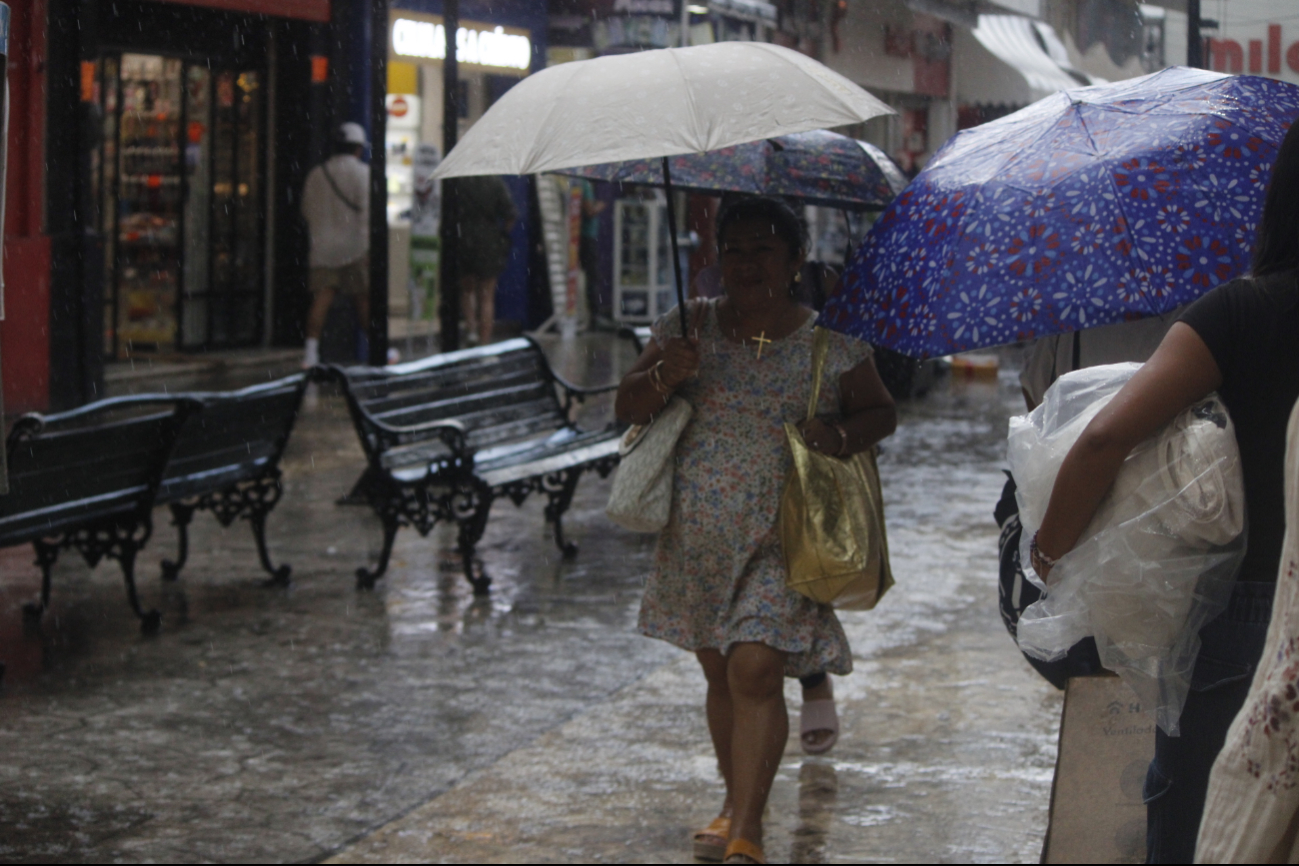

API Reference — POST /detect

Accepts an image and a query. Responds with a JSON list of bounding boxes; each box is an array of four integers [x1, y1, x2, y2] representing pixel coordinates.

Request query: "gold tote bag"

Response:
[[779, 327, 894, 610]]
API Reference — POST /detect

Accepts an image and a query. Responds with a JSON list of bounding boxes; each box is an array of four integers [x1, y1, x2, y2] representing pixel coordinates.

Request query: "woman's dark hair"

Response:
[[716, 196, 806, 258], [1254, 121, 1299, 276]]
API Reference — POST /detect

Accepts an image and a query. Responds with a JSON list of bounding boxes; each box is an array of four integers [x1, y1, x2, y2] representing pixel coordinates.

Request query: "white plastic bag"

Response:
[[1007, 363, 1246, 735]]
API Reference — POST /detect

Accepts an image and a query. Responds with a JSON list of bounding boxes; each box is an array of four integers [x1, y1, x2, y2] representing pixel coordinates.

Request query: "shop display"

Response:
[[112, 53, 183, 352], [614, 192, 679, 323], [97, 52, 264, 357]]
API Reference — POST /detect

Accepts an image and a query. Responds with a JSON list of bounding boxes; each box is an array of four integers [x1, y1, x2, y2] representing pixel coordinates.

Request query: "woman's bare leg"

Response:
[[306, 287, 336, 340], [801, 674, 835, 750], [727, 642, 788, 848], [459, 274, 479, 342], [697, 648, 736, 817], [477, 277, 498, 345]]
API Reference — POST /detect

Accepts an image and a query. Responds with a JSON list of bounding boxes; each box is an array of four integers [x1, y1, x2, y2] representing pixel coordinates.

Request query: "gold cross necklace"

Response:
[[753, 332, 772, 360]]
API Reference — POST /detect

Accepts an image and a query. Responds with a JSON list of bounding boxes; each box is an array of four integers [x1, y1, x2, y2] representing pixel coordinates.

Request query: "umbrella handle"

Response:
[[661, 157, 689, 340]]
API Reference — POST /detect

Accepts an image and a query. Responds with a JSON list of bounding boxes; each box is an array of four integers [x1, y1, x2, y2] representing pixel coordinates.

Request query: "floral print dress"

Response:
[[639, 298, 874, 677]]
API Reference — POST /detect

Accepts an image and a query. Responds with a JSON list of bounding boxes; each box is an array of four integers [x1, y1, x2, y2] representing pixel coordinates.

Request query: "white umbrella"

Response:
[[433, 41, 894, 335]]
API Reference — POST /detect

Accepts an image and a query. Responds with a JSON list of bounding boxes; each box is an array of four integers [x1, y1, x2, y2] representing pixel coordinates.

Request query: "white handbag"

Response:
[[605, 398, 692, 533]]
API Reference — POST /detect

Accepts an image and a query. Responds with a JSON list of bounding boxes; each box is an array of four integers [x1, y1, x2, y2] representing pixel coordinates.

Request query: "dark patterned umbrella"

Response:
[[819, 67, 1299, 357], [561, 129, 906, 211]]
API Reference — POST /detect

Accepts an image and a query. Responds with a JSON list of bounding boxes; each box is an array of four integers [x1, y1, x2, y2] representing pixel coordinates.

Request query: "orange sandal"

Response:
[[692, 816, 730, 862], [723, 838, 766, 864]]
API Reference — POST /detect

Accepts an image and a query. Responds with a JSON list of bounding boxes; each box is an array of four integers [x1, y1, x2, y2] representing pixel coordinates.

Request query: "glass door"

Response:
[[110, 53, 183, 355], [190, 67, 264, 348], [98, 52, 266, 357]]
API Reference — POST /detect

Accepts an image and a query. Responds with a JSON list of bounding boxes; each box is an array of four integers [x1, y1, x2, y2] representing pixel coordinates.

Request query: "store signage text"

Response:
[[392, 18, 532, 71], [1208, 24, 1299, 76]]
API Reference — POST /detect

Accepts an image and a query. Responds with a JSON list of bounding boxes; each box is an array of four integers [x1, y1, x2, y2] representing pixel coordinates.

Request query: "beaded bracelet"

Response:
[[1029, 531, 1060, 575]]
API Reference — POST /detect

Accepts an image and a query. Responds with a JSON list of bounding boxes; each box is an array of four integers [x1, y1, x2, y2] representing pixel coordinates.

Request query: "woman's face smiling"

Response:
[[719, 217, 805, 304]]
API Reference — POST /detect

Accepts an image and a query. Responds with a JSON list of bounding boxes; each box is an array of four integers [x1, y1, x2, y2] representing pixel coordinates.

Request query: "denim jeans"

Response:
[[1144, 580, 1275, 864]]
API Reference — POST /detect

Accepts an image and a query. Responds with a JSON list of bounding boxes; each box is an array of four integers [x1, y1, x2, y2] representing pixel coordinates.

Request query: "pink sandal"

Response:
[[800, 698, 839, 755]]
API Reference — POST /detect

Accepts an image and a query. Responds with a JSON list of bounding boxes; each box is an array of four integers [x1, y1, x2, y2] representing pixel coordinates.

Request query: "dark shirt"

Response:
[[1179, 269, 1299, 582], [454, 175, 518, 278]]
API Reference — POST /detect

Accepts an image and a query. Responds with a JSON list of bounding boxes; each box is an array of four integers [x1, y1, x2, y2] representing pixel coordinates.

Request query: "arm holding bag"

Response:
[[780, 327, 894, 610]]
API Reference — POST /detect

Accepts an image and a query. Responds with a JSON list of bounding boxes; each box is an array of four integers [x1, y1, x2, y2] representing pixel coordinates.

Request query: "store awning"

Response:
[[707, 0, 779, 23], [969, 14, 1093, 102]]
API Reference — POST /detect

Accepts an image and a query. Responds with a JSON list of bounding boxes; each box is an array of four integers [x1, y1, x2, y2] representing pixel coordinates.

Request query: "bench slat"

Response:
[[478, 435, 620, 488], [372, 379, 557, 430], [350, 353, 547, 409], [0, 409, 184, 547]]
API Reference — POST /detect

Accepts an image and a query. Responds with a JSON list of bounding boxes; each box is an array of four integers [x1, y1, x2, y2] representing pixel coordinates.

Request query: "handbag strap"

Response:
[[806, 327, 830, 423], [321, 162, 362, 213]]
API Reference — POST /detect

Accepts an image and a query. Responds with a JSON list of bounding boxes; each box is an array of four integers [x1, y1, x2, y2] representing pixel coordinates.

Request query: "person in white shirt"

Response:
[[301, 122, 371, 367]]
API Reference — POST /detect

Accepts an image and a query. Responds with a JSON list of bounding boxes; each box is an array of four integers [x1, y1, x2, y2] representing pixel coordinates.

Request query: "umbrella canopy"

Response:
[[558, 130, 907, 211], [432, 42, 893, 179], [819, 67, 1299, 358]]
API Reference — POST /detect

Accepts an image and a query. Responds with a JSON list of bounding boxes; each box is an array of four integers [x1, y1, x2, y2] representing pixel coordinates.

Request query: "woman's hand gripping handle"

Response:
[[615, 302, 707, 426]]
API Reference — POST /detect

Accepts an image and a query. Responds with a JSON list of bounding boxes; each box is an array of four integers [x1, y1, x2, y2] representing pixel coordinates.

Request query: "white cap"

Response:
[[339, 122, 369, 146]]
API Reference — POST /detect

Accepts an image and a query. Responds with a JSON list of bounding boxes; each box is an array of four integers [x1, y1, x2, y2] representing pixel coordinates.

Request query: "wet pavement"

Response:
[[0, 337, 1061, 863]]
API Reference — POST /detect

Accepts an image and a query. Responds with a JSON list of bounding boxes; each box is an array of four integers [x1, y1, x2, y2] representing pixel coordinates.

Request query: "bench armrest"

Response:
[[368, 416, 469, 451], [557, 378, 620, 397], [551, 374, 619, 412]]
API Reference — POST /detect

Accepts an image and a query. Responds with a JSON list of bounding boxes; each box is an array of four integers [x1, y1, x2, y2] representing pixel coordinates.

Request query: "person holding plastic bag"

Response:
[[614, 197, 895, 864], [1030, 121, 1299, 863]]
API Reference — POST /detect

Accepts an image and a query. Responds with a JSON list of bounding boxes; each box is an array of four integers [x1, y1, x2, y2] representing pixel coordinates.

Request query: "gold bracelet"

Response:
[[648, 361, 671, 395]]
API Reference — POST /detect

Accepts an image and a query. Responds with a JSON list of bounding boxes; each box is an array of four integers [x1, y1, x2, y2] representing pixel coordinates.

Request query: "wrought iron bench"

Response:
[[328, 338, 622, 595], [154, 373, 311, 586], [3, 396, 200, 633]]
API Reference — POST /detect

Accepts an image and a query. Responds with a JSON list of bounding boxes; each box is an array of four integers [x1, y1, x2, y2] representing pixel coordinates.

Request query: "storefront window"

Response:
[[182, 64, 211, 345], [113, 54, 184, 354], [384, 11, 533, 340], [97, 52, 266, 357]]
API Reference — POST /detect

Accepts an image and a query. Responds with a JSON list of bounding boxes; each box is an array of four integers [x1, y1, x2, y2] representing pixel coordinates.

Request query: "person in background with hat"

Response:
[[301, 122, 371, 367]]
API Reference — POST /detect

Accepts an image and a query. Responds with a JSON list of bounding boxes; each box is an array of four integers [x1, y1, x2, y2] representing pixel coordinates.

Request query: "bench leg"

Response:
[[356, 513, 399, 591], [21, 540, 60, 622], [455, 483, 494, 596], [249, 507, 292, 587], [119, 544, 161, 634], [161, 503, 195, 582], [542, 469, 583, 560]]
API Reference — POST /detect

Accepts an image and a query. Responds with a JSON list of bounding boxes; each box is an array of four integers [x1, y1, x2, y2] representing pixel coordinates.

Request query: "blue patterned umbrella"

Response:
[[819, 67, 1299, 357], [561, 129, 906, 210]]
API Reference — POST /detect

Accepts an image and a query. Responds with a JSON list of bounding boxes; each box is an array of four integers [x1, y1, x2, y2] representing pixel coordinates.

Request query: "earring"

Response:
[[795, 272, 803, 283]]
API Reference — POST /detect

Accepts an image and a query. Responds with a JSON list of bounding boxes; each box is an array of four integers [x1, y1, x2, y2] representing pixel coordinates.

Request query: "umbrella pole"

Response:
[[661, 157, 689, 339]]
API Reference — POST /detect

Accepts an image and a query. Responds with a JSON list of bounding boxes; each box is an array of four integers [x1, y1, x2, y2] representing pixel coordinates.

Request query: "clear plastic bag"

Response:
[[1007, 363, 1246, 735]]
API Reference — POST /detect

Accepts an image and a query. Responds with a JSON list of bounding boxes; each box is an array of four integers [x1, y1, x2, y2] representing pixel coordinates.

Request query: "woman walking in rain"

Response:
[[615, 197, 896, 864], [1032, 121, 1299, 863]]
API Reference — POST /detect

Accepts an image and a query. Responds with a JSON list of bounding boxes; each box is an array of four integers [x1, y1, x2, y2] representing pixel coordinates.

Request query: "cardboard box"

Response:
[[1043, 675, 1155, 864]]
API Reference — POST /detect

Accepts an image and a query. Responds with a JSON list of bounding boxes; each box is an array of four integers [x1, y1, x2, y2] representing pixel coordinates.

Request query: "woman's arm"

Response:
[[1034, 323, 1223, 576], [800, 353, 897, 455], [614, 304, 706, 425]]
